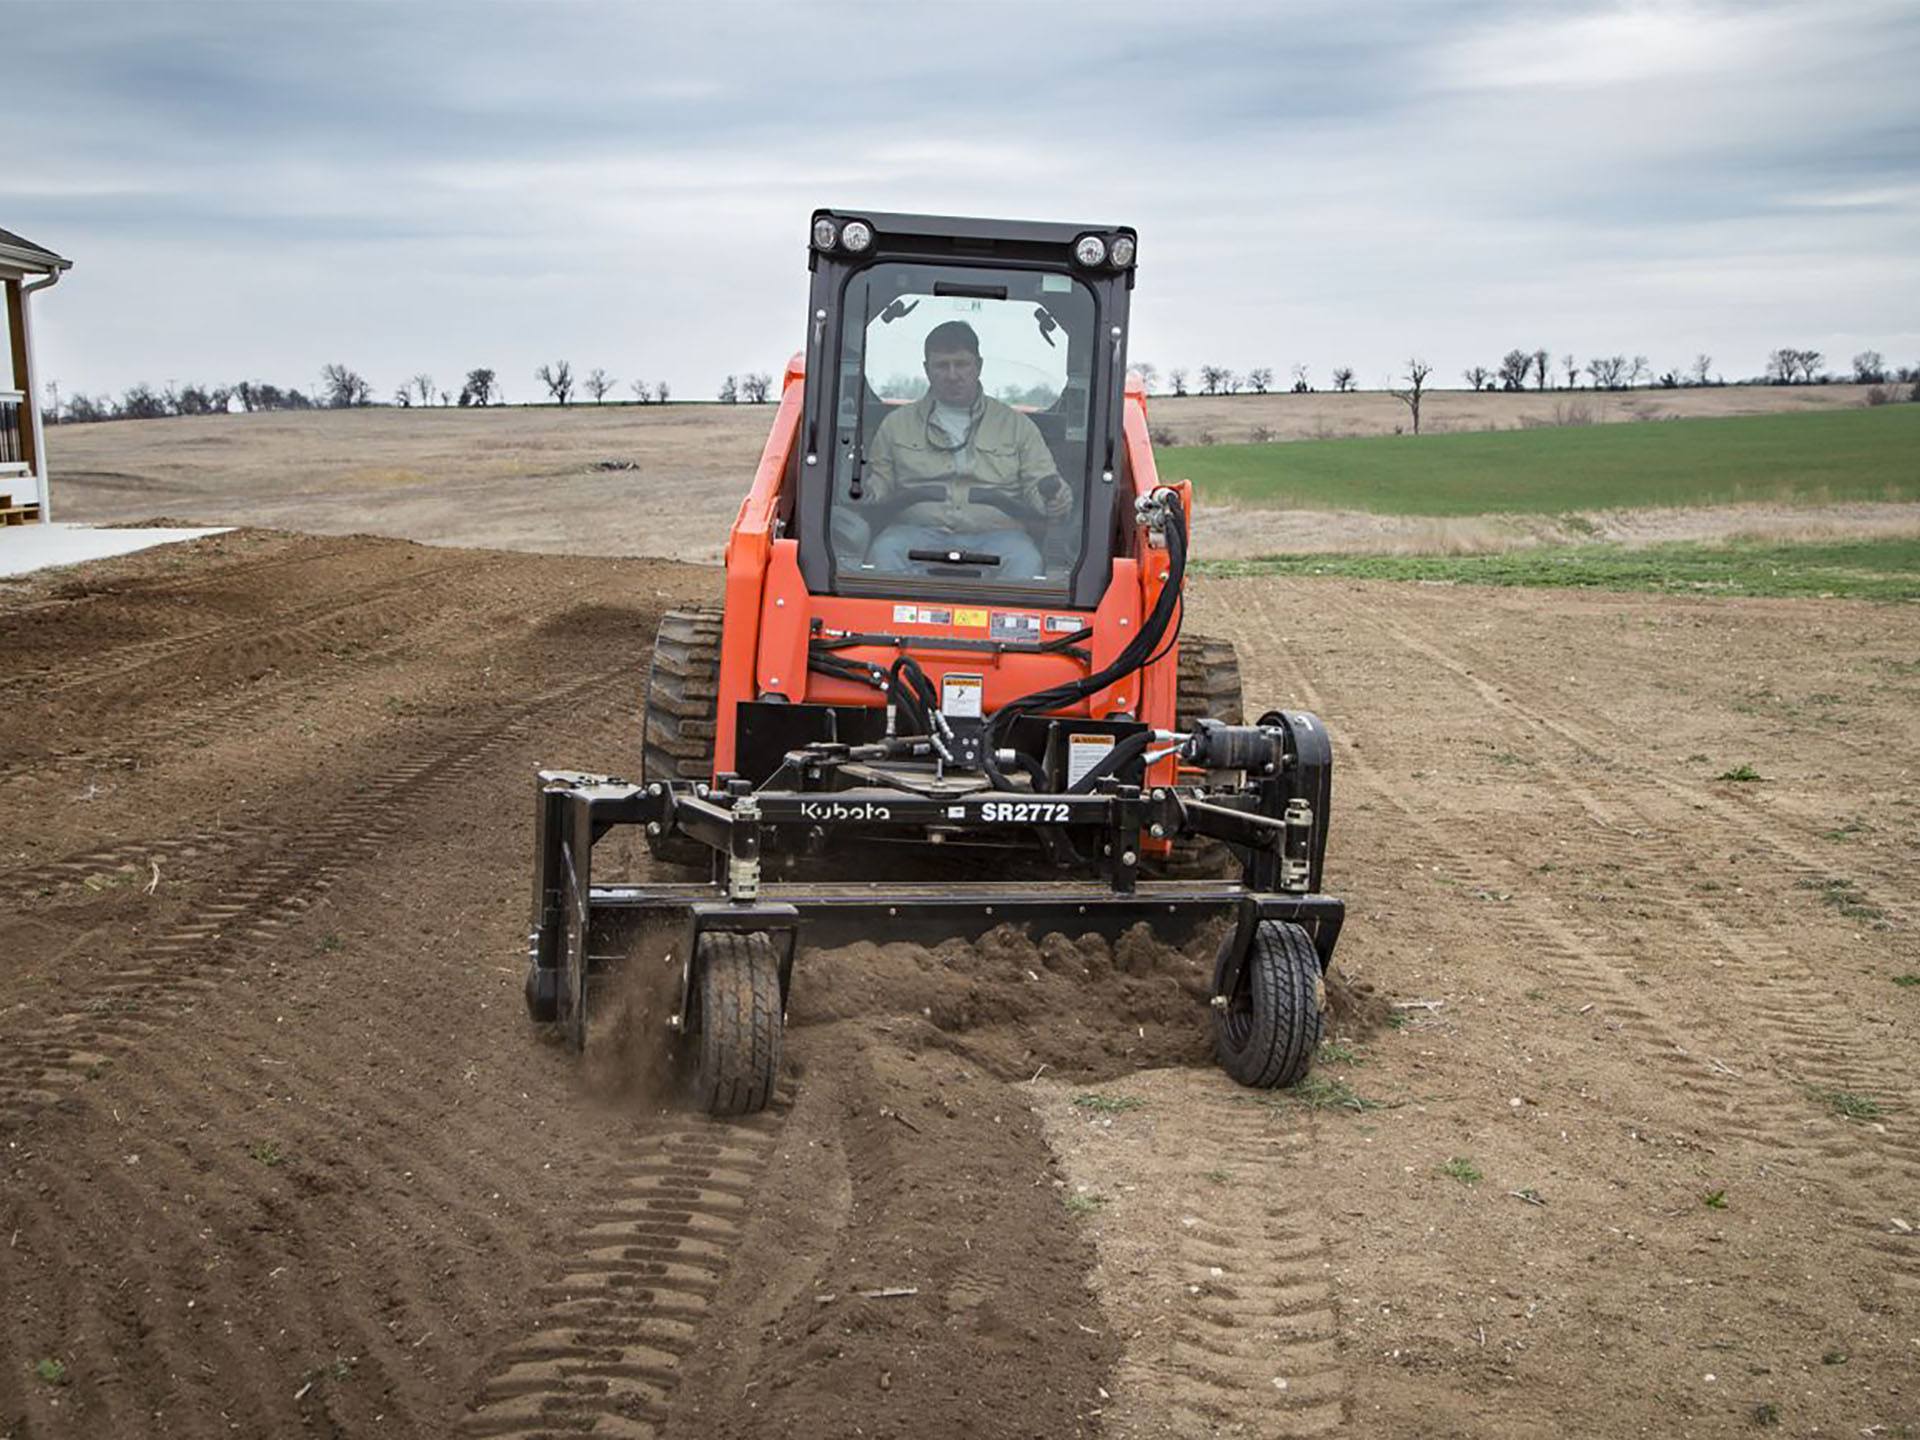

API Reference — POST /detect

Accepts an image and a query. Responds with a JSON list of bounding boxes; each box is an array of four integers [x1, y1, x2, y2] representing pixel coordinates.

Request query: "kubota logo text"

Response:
[[798, 801, 894, 821]]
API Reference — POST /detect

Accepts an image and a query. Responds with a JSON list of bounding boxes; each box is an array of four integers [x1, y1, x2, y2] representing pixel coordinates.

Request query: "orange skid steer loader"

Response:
[[527, 211, 1343, 1113]]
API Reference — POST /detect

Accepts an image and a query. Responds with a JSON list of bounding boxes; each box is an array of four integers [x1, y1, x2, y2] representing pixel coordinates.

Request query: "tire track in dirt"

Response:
[[0, 664, 625, 1132], [0, 554, 517, 790], [1364, 602, 1917, 932], [1035, 1075, 1347, 1438], [1, 681, 645, 1440], [1156, 1108, 1345, 1435], [1272, 595, 1920, 1294], [1222, 594, 1761, 1125], [0, 821, 272, 907], [458, 1116, 784, 1439], [0, 550, 501, 704]]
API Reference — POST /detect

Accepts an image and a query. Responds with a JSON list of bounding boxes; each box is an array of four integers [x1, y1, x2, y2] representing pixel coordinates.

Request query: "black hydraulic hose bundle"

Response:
[[982, 492, 1189, 791], [804, 490, 1189, 790]]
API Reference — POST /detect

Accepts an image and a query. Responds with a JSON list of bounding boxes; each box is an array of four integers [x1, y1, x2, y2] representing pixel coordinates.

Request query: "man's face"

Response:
[[924, 347, 982, 406]]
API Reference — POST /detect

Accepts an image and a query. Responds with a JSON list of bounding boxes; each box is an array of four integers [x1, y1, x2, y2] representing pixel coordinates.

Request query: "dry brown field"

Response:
[[43, 382, 1914, 564], [0, 517, 1915, 1438]]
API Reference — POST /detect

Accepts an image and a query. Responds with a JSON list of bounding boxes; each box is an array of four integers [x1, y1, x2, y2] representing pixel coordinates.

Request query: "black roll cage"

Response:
[[795, 209, 1138, 611]]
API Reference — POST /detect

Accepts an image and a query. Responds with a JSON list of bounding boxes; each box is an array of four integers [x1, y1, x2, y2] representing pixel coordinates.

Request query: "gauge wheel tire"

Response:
[[696, 931, 783, 1116], [641, 607, 724, 870], [1212, 919, 1325, 1089], [1150, 633, 1246, 880]]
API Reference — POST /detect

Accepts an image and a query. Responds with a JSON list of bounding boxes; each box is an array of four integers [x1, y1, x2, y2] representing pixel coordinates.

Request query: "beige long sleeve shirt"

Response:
[[862, 391, 1062, 533]]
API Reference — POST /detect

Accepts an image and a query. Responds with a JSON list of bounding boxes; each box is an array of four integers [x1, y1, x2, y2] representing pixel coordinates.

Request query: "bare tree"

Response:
[[1562, 354, 1579, 389], [1532, 349, 1550, 390], [439, 389, 453, 407], [656, 380, 671, 404], [1246, 366, 1273, 394], [1766, 348, 1825, 385], [718, 374, 739, 404], [119, 383, 168, 420], [1223, 370, 1243, 395], [1331, 366, 1355, 393], [1388, 359, 1432, 435], [1627, 355, 1650, 388], [584, 367, 616, 403], [629, 379, 652, 403], [1289, 364, 1309, 393], [459, 368, 497, 406], [740, 372, 773, 403], [1498, 349, 1532, 392], [413, 374, 434, 407], [1463, 365, 1492, 391], [536, 361, 575, 405], [393, 386, 412, 407], [1586, 356, 1627, 390], [1131, 361, 1158, 393], [1852, 350, 1887, 384], [320, 363, 372, 408], [1169, 368, 1189, 397], [1690, 353, 1713, 387], [1198, 365, 1228, 396]]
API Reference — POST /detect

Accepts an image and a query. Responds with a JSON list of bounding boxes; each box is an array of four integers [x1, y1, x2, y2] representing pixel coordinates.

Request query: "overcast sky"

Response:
[[10, 0, 1919, 401]]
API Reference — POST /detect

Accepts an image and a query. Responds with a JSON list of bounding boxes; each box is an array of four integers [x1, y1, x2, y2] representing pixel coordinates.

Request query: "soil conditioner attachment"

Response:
[[523, 210, 1346, 1113]]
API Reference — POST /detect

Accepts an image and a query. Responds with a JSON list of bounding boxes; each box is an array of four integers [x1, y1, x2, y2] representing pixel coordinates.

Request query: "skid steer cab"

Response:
[[526, 210, 1345, 1114]]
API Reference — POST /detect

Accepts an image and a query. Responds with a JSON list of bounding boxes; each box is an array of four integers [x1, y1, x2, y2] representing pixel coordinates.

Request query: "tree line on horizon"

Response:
[[41, 349, 1917, 426]]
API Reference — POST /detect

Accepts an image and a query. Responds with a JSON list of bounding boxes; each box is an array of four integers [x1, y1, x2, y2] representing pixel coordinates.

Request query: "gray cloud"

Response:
[[10, 0, 1918, 400]]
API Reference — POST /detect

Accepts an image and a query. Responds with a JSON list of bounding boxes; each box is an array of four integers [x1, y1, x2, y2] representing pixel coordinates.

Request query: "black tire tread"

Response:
[[1212, 920, 1324, 1089], [697, 931, 783, 1115], [642, 607, 723, 867], [1153, 632, 1245, 879]]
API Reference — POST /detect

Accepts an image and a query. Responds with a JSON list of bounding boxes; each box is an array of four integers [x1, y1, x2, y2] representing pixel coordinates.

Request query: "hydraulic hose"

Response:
[[982, 491, 1188, 790]]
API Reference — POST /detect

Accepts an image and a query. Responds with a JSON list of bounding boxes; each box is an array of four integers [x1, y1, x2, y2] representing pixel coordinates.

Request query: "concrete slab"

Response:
[[0, 523, 233, 578]]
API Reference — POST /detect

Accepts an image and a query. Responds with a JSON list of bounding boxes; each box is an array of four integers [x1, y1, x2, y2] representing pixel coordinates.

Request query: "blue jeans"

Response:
[[868, 524, 1043, 578]]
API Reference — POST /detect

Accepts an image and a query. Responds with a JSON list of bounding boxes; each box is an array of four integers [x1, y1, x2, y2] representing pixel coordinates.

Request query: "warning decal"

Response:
[[954, 608, 989, 629], [941, 672, 984, 718], [1067, 732, 1116, 787]]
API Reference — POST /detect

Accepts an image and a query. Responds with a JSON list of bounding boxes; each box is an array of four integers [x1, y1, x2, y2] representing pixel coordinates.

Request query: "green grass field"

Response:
[[1172, 404, 1920, 515], [1200, 536, 1920, 601]]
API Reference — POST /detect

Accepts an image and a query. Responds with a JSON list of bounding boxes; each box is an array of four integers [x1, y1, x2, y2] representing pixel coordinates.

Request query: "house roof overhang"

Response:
[[0, 226, 72, 276]]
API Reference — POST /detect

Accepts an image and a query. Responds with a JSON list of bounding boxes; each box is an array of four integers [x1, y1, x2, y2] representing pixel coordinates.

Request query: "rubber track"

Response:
[[640, 607, 722, 784], [459, 1115, 784, 1439]]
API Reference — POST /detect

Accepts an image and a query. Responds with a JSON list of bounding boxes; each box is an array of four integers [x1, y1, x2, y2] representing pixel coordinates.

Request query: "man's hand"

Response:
[[1041, 476, 1071, 518]]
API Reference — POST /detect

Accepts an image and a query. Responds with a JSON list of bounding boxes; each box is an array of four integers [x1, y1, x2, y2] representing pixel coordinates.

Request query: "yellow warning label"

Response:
[[954, 608, 989, 628]]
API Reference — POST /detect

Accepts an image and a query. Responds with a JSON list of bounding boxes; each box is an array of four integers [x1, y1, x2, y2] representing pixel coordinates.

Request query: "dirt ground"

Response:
[[1, 529, 1916, 1439], [43, 384, 1913, 565]]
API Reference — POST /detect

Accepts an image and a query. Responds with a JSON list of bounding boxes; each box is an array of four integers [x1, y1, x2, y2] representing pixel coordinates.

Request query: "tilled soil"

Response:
[[2, 532, 1916, 1439]]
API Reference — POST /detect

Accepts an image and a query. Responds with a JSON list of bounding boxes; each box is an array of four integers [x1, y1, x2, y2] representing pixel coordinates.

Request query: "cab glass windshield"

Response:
[[828, 263, 1096, 596]]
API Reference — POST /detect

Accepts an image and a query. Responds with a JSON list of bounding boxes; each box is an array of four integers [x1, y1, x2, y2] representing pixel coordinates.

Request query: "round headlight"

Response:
[[840, 219, 873, 253], [812, 216, 840, 250], [1109, 234, 1136, 268], [1073, 234, 1107, 267]]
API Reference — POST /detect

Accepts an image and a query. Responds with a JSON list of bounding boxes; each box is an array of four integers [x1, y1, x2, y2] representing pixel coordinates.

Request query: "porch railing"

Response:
[[0, 390, 25, 471]]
